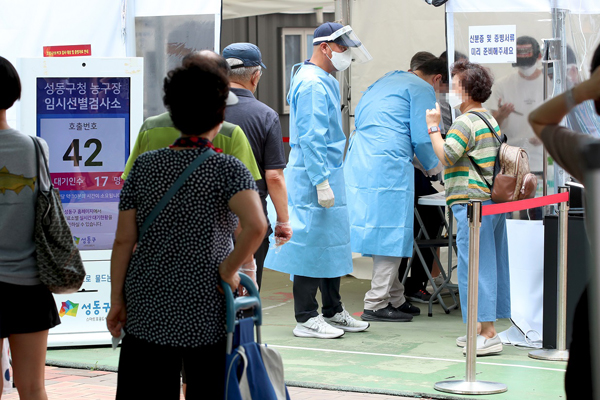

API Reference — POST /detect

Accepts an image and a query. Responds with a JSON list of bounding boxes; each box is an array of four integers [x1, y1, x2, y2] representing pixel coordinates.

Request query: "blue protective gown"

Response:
[[344, 71, 439, 258], [264, 63, 352, 278]]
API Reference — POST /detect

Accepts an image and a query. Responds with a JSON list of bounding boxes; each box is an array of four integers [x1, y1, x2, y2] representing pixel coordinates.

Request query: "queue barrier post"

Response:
[[529, 186, 570, 361], [434, 201, 507, 395]]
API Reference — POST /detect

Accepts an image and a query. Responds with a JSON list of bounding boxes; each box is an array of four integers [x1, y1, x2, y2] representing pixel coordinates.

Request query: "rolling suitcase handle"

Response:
[[223, 273, 262, 354]]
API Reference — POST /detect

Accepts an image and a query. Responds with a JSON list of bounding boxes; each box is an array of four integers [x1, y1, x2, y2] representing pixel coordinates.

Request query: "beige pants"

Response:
[[364, 255, 406, 311]]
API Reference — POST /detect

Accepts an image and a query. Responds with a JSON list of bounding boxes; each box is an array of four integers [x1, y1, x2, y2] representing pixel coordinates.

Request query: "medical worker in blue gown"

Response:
[[345, 58, 446, 322], [265, 22, 371, 339]]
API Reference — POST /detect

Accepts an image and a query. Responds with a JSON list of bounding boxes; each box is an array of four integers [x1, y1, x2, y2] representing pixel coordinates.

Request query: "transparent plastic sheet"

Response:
[[448, 7, 600, 213], [448, 11, 553, 207], [549, 12, 600, 190], [135, 15, 216, 120], [564, 12, 600, 139]]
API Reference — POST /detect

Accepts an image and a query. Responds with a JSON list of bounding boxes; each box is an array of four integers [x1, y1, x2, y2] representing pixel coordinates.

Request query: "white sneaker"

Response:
[[462, 334, 503, 356], [324, 309, 370, 332], [293, 315, 345, 339]]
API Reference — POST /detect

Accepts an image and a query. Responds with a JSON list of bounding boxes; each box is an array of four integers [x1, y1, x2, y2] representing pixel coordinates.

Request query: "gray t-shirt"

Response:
[[540, 124, 600, 183], [0, 129, 49, 285]]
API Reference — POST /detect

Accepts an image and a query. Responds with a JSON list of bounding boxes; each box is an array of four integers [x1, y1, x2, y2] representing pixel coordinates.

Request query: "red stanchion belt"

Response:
[[481, 192, 570, 216]]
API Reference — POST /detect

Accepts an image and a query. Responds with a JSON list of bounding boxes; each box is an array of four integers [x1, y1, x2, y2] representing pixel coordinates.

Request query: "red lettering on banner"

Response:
[[44, 45, 92, 58]]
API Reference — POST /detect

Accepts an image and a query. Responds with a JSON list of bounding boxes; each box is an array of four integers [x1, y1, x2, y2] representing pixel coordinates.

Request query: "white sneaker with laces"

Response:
[[324, 309, 370, 332], [293, 315, 345, 339]]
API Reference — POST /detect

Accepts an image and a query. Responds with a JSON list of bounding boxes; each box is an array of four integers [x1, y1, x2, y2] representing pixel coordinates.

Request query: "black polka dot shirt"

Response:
[[119, 147, 256, 347]]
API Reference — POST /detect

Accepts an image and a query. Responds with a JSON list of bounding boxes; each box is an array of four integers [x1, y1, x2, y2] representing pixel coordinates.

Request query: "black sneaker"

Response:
[[396, 301, 421, 316], [406, 289, 439, 304], [361, 303, 413, 322]]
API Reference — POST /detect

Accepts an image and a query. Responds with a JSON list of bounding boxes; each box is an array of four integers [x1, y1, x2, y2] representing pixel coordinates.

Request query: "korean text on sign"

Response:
[[468, 25, 517, 64]]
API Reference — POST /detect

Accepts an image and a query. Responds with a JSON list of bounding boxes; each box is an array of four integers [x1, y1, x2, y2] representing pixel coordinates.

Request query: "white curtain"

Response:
[[447, 0, 600, 14], [0, 0, 128, 128], [0, 0, 224, 128], [135, 0, 221, 17], [223, 0, 333, 20], [350, 0, 446, 116]]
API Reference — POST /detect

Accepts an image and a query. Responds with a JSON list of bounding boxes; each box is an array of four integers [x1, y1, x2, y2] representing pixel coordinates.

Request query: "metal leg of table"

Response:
[[426, 208, 459, 316], [413, 206, 459, 317]]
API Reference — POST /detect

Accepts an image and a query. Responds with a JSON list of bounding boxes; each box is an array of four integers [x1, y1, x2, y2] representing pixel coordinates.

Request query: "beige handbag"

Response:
[[468, 111, 537, 203]]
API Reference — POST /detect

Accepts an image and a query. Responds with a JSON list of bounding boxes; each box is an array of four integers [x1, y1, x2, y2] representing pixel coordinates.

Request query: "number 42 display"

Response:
[[63, 138, 103, 167]]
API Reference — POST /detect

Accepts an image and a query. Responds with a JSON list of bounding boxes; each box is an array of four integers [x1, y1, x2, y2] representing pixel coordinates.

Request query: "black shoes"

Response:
[[396, 301, 421, 316], [361, 303, 413, 322]]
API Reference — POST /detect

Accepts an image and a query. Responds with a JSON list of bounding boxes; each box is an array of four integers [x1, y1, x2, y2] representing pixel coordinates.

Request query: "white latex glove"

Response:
[[274, 221, 293, 246], [316, 179, 335, 208]]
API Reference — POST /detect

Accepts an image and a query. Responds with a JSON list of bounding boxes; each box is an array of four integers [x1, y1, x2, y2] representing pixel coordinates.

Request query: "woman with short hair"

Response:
[[0, 56, 60, 400], [425, 60, 510, 355], [107, 58, 267, 399]]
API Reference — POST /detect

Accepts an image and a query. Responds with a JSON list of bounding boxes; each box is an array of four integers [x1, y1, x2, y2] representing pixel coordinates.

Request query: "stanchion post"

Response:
[[465, 200, 481, 383], [583, 143, 600, 399], [434, 201, 507, 395], [529, 186, 570, 361]]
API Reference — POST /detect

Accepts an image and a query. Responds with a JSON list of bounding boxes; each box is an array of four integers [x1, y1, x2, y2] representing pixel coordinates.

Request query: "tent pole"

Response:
[[550, 7, 570, 191], [335, 0, 351, 140]]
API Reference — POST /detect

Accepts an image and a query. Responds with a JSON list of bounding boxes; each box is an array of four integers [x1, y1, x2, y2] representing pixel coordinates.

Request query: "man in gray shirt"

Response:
[[223, 42, 293, 289]]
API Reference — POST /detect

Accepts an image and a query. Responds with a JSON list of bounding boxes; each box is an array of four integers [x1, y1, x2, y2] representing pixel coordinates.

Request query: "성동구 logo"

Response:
[[60, 300, 79, 317]]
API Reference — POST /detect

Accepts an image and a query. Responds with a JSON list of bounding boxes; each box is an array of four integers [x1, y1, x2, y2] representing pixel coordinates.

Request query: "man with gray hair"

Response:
[[223, 43, 293, 290]]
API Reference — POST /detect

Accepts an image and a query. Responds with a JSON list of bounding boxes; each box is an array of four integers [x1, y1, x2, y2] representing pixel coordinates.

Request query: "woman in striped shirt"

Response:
[[425, 60, 509, 356]]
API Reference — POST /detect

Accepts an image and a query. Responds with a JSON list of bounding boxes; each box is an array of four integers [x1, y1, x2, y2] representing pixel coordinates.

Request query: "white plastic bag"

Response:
[[498, 220, 545, 347], [2, 338, 12, 394]]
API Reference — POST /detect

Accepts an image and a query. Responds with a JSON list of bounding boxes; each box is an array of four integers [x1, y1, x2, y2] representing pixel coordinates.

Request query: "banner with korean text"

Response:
[[468, 25, 517, 64]]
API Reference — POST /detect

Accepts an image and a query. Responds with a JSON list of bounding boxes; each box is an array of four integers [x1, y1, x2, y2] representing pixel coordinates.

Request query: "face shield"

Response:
[[313, 25, 373, 64]]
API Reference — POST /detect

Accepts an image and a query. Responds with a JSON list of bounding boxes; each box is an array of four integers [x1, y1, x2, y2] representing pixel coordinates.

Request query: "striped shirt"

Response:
[[443, 109, 501, 207]]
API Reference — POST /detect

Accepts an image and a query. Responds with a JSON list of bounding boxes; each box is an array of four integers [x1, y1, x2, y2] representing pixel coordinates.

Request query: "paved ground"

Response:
[[1, 366, 421, 400]]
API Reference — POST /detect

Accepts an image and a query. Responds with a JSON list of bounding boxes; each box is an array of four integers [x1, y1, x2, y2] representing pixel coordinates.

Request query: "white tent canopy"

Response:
[[447, 0, 600, 14], [223, 0, 333, 20]]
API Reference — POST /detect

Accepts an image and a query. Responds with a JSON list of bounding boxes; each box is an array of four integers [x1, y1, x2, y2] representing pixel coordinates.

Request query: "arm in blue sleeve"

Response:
[[295, 85, 331, 186], [409, 86, 440, 171]]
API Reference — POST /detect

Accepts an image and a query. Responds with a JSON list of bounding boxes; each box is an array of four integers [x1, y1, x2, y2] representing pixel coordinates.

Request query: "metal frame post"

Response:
[[541, 38, 561, 198], [583, 143, 600, 398], [529, 186, 570, 361], [335, 0, 351, 140], [434, 201, 507, 395], [552, 7, 570, 191]]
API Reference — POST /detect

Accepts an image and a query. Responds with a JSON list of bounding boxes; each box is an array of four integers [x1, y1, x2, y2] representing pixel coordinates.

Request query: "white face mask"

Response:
[[327, 44, 352, 72], [448, 92, 463, 109], [518, 64, 538, 77]]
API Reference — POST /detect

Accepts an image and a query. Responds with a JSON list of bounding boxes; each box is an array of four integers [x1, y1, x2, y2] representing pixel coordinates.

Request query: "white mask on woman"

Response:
[[447, 92, 463, 109], [327, 44, 352, 72]]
